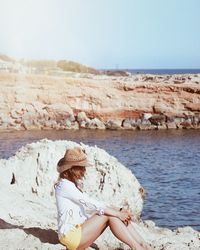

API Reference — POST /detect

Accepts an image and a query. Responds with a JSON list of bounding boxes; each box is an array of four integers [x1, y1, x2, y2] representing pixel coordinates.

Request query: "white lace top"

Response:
[[55, 179, 107, 236]]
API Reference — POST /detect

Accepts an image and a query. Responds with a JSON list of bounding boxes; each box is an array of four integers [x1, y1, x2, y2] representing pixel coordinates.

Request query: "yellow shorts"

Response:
[[59, 224, 82, 250]]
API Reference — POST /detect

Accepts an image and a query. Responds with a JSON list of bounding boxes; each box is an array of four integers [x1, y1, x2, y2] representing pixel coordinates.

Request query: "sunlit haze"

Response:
[[0, 0, 200, 69]]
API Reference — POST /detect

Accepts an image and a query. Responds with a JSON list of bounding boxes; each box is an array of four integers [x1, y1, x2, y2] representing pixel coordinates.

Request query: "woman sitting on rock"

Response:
[[55, 147, 151, 250]]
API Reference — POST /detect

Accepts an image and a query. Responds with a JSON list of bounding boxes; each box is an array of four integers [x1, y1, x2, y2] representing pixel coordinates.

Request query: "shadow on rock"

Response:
[[0, 218, 59, 244], [0, 218, 22, 229], [23, 227, 59, 244]]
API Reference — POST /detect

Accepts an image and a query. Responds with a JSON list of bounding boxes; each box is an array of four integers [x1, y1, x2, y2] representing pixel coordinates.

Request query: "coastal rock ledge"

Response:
[[0, 73, 200, 131], [0, 139, 199, 250]]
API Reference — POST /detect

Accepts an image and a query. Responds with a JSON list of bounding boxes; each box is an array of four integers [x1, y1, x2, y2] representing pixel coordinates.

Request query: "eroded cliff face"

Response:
[[0, 140, 199, 250], [0, 73, 200, 131]]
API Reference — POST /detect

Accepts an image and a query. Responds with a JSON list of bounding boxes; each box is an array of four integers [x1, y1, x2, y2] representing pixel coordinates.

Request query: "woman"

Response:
[[55, 147, 151, 250]]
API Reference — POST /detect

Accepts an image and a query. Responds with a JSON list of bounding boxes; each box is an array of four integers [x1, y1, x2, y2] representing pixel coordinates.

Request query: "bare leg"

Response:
[[108, 217, 145, 250], [127, 222, 152, 250], [77, 214, 108, 250], [77, 215, 140, 250]]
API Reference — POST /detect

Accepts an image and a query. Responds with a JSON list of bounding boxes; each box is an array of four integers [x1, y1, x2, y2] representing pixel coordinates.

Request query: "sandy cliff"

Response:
[[0, 140, 199, 250], [0, 73, 200, 131]]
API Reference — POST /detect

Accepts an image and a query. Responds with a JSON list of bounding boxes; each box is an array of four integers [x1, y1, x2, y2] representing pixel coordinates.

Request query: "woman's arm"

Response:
[[57, 181, 107, 213], [57, 180, 132, 225], [104, 207, 132, 226]]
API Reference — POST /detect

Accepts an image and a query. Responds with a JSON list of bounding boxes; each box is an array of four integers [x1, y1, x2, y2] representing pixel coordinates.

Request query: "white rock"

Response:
[[77, 111, 90, 122], [143, 113, 152, 120], [87, 118, 106, 129]]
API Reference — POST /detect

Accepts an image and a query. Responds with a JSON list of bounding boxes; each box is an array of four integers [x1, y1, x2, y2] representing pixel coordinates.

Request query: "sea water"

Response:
[[128, 69, 200, 75]]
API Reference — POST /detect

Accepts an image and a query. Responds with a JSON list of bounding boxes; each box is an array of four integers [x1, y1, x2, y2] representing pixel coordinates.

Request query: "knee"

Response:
[[99, 214, 110, 223], [108, 216, 119, 222], [99, 215, 120, 225], [106, 216, 122, 227]]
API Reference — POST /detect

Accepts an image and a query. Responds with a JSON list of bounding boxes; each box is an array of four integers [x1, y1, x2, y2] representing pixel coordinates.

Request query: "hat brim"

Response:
[[57, 158, 92, 173]]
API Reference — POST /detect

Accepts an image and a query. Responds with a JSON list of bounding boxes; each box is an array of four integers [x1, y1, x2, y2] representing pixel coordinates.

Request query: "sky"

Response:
[[0, 0, 200, 69]]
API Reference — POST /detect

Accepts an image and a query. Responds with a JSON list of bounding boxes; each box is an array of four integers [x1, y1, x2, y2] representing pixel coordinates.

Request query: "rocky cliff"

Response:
[[0, 140, 199, 249], [0, 73, 200, 131]]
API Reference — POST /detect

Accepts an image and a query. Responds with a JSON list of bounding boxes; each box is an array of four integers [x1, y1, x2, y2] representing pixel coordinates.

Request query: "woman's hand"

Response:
[[103, 206, 132, 226], [117, 209, 132, 226]]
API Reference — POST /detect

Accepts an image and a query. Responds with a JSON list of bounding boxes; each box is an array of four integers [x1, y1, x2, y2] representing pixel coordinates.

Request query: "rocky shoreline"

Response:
[[0, 139, 199, 249], [0, 73, 200, 131]]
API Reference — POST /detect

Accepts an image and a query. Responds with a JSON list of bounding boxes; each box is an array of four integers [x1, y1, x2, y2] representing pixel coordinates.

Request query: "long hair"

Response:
[[58, 165, 86, 190]]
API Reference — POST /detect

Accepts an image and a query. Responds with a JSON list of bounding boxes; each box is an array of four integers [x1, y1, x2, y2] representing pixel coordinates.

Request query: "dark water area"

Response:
[[0, 129, 200, 231], [127, 69, 200, 75]]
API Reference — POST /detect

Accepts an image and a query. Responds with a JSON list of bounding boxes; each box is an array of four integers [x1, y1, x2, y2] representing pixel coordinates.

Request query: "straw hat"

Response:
[[57, 147, 91, 173]]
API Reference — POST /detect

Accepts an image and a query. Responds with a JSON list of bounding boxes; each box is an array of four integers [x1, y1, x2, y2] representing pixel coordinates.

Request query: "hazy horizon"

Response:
[[0, 0, 200, 69], [2, 52, 200, 71]]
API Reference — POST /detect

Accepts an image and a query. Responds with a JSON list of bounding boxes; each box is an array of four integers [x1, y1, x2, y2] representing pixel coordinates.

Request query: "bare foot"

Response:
[[140, 242, 153, 250], [134, 242, 145, 250]]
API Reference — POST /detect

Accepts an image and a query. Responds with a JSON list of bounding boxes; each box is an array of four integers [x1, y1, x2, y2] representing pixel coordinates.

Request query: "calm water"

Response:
[[127, 69, 200, 75], [0, 129, 200, 231]]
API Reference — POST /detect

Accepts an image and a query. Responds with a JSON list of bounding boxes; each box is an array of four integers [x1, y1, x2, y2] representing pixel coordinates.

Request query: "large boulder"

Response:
[[0, 140, 143, 249]]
